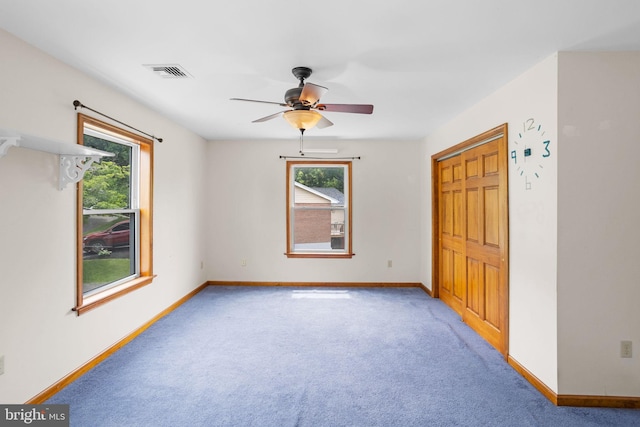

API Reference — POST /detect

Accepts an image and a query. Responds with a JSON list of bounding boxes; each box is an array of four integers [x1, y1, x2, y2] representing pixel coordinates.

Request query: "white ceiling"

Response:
[[1, 1, 640, 142]]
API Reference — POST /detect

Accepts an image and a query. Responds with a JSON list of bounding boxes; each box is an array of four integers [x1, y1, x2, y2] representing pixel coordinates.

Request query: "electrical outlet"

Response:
[[241, 259, 247, 267], [200, 261, 204, 270], [0, 354, 4, 375], [387, 260, 393, 268], [621, 341, 633, 358]]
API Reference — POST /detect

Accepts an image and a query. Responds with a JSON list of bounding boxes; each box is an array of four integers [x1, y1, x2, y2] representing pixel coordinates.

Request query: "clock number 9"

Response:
[[511, 150, 517, 164]]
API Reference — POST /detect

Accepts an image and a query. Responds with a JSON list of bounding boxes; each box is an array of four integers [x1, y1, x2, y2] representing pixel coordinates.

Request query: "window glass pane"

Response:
[[83, 135, 132, 210], [82, 213, 136, 295]]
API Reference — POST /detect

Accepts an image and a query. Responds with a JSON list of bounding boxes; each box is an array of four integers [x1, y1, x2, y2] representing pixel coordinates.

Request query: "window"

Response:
[[75, 114, 154, 314], [286, 161, 353, 258]]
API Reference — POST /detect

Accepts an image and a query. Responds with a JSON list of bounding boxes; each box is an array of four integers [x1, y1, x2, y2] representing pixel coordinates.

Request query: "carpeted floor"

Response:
[[47, 286, 639, 426]]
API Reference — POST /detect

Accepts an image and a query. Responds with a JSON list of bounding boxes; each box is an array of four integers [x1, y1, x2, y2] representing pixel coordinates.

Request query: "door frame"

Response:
[[431, 123, 510, 357]]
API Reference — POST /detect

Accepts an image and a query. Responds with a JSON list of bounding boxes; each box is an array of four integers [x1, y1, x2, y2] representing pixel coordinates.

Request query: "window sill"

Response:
[[285, 252, 355, 259], [74, 275, 156, 315]]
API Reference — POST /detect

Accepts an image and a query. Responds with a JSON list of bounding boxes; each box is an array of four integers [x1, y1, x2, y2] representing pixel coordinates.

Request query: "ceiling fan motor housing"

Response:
[[285, 87, 305, 108]]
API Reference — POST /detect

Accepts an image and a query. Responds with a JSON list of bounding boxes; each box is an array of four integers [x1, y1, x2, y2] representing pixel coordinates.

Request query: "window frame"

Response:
[[285, 160, 353, 259], [74, 114, 154, 315]]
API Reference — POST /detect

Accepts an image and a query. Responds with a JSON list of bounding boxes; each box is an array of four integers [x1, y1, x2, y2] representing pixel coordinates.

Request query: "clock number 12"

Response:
[[524, 118, 536, 132]]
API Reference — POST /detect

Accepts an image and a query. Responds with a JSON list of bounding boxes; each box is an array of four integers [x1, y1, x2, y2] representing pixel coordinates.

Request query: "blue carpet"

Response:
[[47, 286, 639, 426]]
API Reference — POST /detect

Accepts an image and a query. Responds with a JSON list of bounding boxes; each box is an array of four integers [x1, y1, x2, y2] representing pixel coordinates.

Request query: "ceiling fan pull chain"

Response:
[[299, 128, 305, 155]]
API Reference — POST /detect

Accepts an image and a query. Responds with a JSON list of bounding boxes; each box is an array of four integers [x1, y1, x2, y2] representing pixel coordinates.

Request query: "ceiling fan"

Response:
[[230, 66, 374, 134]]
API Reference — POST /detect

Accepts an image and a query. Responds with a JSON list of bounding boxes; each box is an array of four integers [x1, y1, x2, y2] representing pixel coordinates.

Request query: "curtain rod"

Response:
[[279, 155, 361, 160], [73, 100, 163, 143]]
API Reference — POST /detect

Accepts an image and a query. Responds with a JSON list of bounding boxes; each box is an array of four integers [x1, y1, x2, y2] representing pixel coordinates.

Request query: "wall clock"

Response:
[[511, 118, 551, 190]]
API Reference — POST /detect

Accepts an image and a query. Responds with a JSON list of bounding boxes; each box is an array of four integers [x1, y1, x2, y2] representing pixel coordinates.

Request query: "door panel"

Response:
[[466, 189, 479, 242], [484, 151, 499, 175], [441, 248, 453, 294], [466, 257, 481, 316], [484, 265, 500, 328], [442, 192, 452, 235], [466, 157, 479, 178], [453, 191, 463, 237], [453, 251, 465, 304], [484, 187, 500, 247]]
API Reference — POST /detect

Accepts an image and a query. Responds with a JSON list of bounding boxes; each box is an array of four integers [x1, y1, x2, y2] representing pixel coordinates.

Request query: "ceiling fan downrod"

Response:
[[299, 128, 306, 155]]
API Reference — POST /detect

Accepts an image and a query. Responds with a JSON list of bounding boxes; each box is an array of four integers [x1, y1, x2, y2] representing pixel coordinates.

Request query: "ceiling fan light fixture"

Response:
[[283, 110, 322, 130]]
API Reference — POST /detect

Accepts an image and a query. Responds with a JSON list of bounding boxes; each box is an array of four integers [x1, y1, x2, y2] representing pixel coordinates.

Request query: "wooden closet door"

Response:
[[461, 139, 507, 354], [433, 124, 509, 356]]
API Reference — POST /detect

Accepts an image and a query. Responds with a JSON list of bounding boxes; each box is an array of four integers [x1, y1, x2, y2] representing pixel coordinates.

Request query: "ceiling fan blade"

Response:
[[316, 104, 374, 114], [252, 111, 287, 123], [230, 98, 288, 107], [299, 83, 328, 106], [316, 115, 334, 129]]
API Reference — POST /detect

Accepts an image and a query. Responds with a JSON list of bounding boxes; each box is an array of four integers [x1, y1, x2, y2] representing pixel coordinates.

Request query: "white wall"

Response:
[[557, 52, 640, 396], [206, 138, 423, 283], [422, 54, 559, 391], [0, 29, 208, 403]]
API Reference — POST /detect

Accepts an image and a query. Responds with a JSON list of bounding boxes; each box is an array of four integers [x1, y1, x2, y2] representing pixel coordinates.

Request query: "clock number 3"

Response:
[[542, 140, 550, 157]]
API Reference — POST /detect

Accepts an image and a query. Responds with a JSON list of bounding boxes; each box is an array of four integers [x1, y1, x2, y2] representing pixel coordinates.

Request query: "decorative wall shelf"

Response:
[[0, 128, 114, 190]]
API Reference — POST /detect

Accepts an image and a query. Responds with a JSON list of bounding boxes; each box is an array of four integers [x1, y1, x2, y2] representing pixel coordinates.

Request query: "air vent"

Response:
[[144, 64, 192, 79]]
